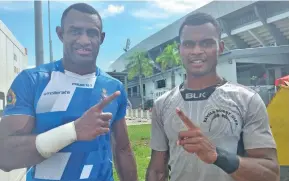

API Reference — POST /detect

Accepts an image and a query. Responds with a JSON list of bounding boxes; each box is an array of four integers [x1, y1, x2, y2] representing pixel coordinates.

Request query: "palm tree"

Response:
[[126, 51, 153, 109], [156, 41, 181, 89]]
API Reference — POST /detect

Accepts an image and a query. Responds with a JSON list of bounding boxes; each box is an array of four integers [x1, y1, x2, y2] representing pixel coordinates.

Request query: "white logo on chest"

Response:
[[185, 92, 206, 99], [36, 71, 96, 113]]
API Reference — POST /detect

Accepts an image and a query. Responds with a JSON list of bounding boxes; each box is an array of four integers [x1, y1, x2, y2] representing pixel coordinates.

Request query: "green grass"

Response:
[[113, 124, 151, 181]]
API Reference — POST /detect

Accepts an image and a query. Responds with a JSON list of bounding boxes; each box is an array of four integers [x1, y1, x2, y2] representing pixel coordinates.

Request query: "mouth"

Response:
[[75, 48, 92, 56], [188, 59, 205, 66]]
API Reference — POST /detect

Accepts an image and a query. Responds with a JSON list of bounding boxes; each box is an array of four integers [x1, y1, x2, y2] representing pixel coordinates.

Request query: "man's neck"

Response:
[[62, 59, 97, 75], [185, 71, 222, 90]]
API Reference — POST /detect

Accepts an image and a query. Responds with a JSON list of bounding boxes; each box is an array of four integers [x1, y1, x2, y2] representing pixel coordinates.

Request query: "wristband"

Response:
[[213, 147, 240, 174], [35, 121, 77, 158]]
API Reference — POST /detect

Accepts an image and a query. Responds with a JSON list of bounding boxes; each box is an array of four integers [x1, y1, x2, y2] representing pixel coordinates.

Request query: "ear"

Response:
[[100, 32, 105, 45], [218, 40, 225, 54], [56, 26, 63, 42]]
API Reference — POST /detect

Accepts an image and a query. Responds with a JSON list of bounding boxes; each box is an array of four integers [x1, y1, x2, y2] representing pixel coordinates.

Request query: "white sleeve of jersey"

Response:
[[149, 100, 169, 152], [242, 93, 276, 150]]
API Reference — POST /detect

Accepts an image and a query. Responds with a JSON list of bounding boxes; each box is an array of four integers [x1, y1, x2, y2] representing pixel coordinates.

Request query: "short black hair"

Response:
[[179, 12, 221, 39], [61, 3, 102, 29]]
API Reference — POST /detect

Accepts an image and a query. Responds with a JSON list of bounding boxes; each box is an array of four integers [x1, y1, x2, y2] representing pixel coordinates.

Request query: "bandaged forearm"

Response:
[[35, 122, 77, 158]]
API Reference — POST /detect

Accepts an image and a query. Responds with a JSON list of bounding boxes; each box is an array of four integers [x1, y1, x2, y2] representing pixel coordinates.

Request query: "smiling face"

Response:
[[179, 23, 224, 77], [57, 9, 105, 66]]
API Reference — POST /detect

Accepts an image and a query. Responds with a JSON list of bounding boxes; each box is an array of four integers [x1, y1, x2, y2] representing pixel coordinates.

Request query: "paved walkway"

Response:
[[126, 117, 151, 125]]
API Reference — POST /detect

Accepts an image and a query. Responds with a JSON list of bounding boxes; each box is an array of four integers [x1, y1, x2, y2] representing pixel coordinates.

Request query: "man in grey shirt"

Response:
[[146, 12, 279, 181]]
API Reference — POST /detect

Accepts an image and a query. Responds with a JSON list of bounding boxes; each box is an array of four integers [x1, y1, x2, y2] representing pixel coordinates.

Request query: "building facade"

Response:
[[0, 20, 28, 181], [0, 20, 28, 111], [109, 1, 289, 108]]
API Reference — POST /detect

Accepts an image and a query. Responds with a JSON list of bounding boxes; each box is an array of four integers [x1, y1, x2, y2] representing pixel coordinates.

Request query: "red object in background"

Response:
[[275, 75, 289, 86]]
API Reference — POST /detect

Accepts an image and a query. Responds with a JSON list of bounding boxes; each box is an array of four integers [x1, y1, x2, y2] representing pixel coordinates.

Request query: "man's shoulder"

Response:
[[98, 69, 124, 87], [15, 61, 60, 86], [24, 60, 61, 78], [154, 86, 179, 108], [219, 81, 257, 98]]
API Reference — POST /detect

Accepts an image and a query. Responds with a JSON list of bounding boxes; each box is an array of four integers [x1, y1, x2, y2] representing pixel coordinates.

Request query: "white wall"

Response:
[[235, 54, 289, 65], [217, 59, 237, 83], [128, 67, 186, 100], [0, 20, 28, 110]]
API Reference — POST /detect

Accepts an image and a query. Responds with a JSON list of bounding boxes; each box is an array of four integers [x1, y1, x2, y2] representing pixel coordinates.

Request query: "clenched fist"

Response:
[[74, 91, 120, 141]]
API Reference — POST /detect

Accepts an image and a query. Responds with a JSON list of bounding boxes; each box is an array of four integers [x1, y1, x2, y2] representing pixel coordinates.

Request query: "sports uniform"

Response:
[[150, 80, 276, 181], [3, 59, 127, 181]]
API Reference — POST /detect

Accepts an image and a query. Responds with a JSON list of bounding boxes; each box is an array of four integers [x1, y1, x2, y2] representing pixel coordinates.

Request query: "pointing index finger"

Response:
[[176, 107, 197, 130], [94, 91, 121, 112]]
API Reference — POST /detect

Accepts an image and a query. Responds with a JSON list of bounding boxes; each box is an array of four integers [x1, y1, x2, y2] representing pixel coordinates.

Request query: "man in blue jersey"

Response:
[[0, 3, 138, 181]]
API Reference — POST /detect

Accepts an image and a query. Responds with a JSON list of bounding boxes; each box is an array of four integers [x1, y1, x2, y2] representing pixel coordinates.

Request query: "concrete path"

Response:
[[126, 117, 151, 125]]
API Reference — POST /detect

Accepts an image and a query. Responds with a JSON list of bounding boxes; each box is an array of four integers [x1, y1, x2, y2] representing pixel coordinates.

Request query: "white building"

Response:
[[0, 20, 28, 181], [0, 20, 28, 111], [109, 1, 289, 108]]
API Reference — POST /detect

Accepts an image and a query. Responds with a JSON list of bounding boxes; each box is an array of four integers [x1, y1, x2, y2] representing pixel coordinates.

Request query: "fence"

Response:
[[126, 108, 152, 121]]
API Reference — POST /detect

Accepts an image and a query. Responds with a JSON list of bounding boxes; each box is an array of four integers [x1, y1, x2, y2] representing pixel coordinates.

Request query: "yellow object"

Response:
[[267, 85, 289, 166]]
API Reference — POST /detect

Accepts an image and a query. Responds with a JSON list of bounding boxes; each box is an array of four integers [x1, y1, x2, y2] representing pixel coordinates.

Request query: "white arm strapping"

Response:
[[35, 121, 77, 158]]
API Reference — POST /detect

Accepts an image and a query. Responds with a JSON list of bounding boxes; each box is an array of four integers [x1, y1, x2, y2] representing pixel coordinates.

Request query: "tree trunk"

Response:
[[171, 69, 175, 89], [138, 57, 144, 109]]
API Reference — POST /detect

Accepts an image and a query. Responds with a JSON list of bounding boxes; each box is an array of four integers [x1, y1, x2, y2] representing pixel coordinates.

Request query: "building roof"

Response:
[[109, 1, 257, 71], [109, 0, 289, 72]]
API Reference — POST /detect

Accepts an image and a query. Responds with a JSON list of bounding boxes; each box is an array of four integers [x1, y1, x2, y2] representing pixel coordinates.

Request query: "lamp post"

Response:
[[48, 0, 53, 62], [34, 1, 44, 66]]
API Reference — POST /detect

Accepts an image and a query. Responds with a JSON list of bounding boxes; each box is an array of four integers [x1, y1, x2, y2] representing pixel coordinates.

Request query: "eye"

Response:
[[87, 29, 99, 38], [182, 41, 195, 48], [70, 28, 81, 35], [200, 39, 216, 48]]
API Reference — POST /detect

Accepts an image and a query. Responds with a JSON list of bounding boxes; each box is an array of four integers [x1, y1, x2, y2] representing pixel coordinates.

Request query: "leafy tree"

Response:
[[156, 41, 181, 88], [126, 51, 153, 109], [126, 51, 153, 80]]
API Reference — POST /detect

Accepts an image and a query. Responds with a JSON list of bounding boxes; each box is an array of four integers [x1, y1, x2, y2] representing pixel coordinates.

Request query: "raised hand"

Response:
[[176, 107, 218, 164], [74, 91, 120, 141]]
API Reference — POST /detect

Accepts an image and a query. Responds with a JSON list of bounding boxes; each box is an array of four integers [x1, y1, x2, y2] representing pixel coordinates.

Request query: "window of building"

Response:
[[14, 54, 17, 61], [268, 69, 275, 85], [281, 67, 289, 77], [155, 79, 166, 89], [14, 66, 20, 74], [143, 84, 146, 96], [128, 88, 132, 97]]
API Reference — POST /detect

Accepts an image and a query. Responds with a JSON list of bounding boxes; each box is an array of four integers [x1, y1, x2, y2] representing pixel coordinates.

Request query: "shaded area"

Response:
[[0, 92, 5, 117]]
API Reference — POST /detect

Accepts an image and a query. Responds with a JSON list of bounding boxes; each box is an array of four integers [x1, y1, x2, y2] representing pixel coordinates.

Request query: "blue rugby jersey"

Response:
[[3, 59, 127, 181]]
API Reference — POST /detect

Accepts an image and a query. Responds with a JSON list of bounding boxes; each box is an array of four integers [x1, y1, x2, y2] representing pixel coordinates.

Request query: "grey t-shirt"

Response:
[[150, 82, 276, 181]]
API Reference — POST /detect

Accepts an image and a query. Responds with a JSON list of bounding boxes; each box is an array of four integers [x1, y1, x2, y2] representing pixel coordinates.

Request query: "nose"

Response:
[[77, 34, 90, 46], [190, 45, 204, 55]]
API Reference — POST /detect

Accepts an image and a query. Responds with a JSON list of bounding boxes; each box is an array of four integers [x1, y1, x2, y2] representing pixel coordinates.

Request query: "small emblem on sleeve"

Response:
[[7, 89, 16, 105], [101, 88, 107, 99]]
